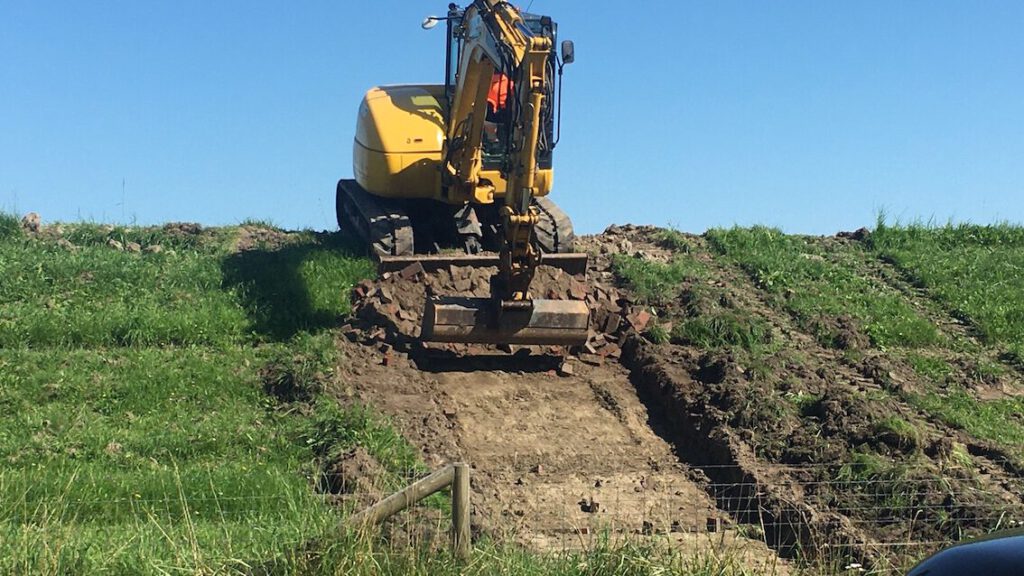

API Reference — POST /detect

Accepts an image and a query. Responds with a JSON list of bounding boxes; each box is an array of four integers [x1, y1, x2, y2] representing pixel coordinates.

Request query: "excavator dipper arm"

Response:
[[421, 0, 589, 346]]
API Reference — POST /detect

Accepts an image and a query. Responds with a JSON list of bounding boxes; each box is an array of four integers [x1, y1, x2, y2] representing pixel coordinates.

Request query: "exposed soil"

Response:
[[329, 225, 1024, 572]]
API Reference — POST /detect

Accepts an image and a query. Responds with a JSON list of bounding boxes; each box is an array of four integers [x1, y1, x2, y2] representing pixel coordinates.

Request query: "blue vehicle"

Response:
[[907, 529, 1024, 575]]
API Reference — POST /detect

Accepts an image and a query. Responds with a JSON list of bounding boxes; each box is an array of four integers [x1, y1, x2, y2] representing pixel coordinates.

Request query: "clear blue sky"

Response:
[[2, 1, 1022, 234]]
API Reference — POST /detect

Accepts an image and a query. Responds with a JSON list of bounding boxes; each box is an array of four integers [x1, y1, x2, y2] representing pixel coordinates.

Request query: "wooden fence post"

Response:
[[345, 462, 472, 560], [347, 465, 455, 528], [452, 462, 471, 560]]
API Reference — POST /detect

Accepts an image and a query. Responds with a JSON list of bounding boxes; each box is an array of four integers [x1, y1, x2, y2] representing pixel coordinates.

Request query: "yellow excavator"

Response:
[[336, 0, 589, 346]]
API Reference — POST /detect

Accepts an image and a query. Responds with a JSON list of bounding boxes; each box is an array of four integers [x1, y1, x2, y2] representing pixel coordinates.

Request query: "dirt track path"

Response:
[[332, 334, 785, 568]]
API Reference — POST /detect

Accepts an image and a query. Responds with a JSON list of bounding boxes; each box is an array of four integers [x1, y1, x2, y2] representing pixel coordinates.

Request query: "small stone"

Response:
[[107, 238, 124, 251], [579, 498, 600, 513], [21, 212, 41, 233], [557, 361, 575, 377], [56, 238, 77, 251], [568, 280, 588, 300], [604, 314, 622, 333], [628, 310, 652, 332], [126, 241, 142, 253], [531, 463, 544, 475], [400, 261, 425, 281], [143, 245, 164, 254], [599, 342, 621, 359]]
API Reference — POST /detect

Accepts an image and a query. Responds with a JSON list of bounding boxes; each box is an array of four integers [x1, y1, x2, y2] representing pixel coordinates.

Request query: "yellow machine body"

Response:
[[353, 84, 553, 205]]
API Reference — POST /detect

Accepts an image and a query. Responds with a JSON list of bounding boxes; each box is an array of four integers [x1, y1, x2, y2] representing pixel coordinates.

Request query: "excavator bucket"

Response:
[[422, 297, 590, 346]]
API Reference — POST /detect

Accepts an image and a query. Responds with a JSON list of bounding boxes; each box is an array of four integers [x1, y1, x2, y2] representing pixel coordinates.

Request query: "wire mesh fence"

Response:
[[3, 458, 1020, 574], [329, 458, 1023, 574]]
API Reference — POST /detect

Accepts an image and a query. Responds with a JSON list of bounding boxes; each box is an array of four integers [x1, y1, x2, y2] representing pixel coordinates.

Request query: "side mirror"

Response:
[[561, 40, 575, 65], [422, 16, 441, 30]]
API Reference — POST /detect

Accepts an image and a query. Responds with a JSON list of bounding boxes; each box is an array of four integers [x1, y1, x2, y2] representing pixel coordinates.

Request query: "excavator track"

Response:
[[336, 179, 414, 257], [532, 195, 576, 254]]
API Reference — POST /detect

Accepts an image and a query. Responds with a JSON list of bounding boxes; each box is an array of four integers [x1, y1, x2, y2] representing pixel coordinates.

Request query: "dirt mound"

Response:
[[343, 251, 654, 371], [321, 447, 387, 500]]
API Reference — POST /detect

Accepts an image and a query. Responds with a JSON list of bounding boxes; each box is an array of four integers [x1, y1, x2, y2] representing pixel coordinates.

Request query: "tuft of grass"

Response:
[[653, 227, 692, 252], [706, 226, 939, 349], [0, 212, 21, 239], [872, 416, 922, 452], [612, 254, 703, 306], [906, 353, 953, 383], [644, 322, 671, 344], [671, 312, 771, 353]]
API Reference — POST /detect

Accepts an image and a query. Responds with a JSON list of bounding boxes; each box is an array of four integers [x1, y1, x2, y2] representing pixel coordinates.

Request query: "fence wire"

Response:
[[327, 459, 1023, 574]]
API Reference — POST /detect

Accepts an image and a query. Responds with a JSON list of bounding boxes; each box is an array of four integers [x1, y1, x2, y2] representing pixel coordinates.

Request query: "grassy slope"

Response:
[[0, 217, 762, 576], [705, 222, 1024, 460], [9, 213, 1021, 574], [868, 220, 1024, 455], [0, 218, 375, 573]]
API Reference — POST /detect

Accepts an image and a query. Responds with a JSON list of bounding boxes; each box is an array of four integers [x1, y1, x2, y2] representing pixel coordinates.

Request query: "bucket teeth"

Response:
[[422, 297, 590, 346]]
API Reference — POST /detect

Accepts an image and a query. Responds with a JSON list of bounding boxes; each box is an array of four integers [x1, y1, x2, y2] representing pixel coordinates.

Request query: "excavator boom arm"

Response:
[[423, 1, 590, 346]]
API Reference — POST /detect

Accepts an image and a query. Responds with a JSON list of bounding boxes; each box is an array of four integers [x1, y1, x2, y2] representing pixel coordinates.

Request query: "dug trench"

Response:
[[324, 225, 1024, 571]]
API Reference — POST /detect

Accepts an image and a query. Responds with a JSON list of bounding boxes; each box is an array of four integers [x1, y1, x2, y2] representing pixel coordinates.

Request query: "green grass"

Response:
[[653, 228, 692, 252], [0, 219, 381, 573], [611, 253, 703, 306], [613, 250, 773, 354], [671, 312, 771, 352], [707, 226, 939, 349], [910, 390, 1024, 458], [866, 219, 1024, 458], [870, 219, 1024, 351], [0, 212, 21, 239], [906, 352, 954, 382]]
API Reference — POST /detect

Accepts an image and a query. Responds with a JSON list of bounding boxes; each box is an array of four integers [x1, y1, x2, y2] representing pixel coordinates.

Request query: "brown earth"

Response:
[[329, 225, 1024, 572]]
